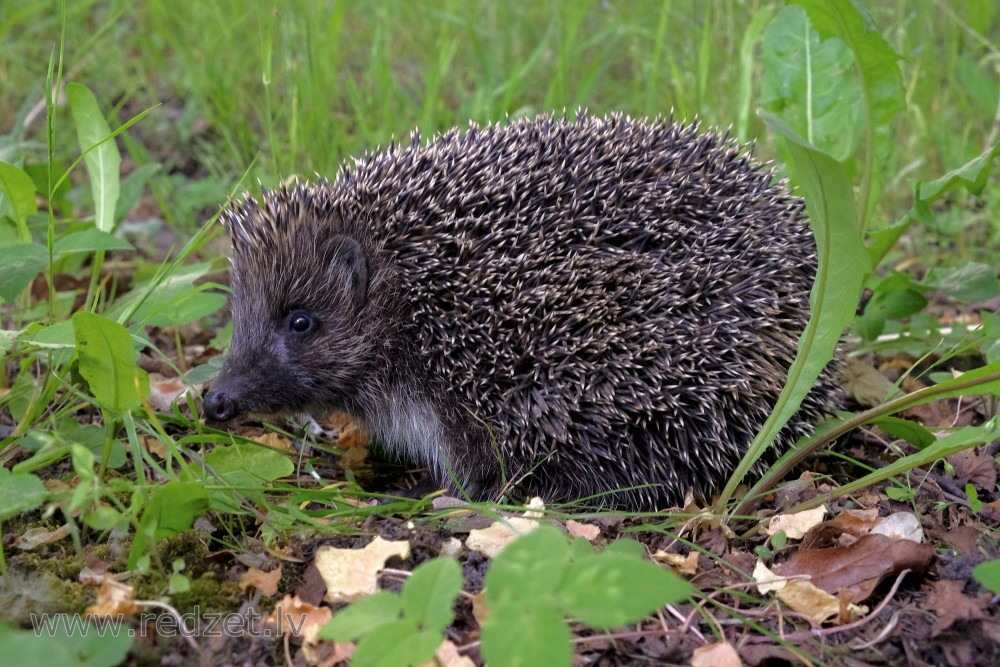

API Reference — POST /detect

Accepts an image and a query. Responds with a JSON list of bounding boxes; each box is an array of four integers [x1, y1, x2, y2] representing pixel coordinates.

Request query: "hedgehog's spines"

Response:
[[210, 113, 842, 509]]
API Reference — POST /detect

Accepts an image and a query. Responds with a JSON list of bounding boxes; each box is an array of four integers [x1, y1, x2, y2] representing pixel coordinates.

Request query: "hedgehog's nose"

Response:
[[204, 389, 239, 421]]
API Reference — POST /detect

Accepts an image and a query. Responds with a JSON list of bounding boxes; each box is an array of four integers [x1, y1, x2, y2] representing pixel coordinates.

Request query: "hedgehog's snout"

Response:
[[204, 359, 254, 422], [204, 386, 240, 422]]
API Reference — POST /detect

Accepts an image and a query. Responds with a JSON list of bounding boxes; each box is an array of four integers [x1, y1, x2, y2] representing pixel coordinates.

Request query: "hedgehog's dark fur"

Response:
[[204, 113, 841, 509]]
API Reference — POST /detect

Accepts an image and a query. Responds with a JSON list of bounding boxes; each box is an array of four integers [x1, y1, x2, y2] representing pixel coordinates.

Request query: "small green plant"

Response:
[[0, 620, 132, 667], [480, 526, 693, 666], [972, 559, 1000, 595], [755, 529, 788, 561], [321, 526, 694, 667], [320, 557, 463, 667]]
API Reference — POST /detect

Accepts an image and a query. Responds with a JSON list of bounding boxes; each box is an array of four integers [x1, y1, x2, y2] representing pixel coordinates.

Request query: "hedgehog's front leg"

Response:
[[366, 385, 499, 501]]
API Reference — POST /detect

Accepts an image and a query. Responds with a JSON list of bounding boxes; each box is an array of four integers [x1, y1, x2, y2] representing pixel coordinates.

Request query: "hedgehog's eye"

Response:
[[288, 311, 316, 335]]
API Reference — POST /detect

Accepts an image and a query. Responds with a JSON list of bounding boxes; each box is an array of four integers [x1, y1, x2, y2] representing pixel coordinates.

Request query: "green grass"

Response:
[[1, 2, 990, 196]]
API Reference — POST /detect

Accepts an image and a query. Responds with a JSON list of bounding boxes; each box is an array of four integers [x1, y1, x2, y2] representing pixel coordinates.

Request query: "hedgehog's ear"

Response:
[[330, 236, 368, 313]]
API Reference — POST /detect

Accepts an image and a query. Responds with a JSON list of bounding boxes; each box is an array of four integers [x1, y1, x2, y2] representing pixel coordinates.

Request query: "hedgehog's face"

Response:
[[204, 219, 371, 422]]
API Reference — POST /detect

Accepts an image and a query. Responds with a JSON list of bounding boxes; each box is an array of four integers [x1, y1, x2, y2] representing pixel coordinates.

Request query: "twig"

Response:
[[134, 600, 201, 652]]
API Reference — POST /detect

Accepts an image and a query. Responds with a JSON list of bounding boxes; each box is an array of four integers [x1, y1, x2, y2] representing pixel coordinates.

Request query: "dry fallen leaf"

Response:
[[927, 579, 990, 637], [340, 445, 370, 470], [265, 594, 332, 640], [754, 561, 864, 625], [566, 519, 601, 541], [753, 560, 788, 595], [257, 431, 298, 453], [307, 639, 356, 667], [775, 533, 934, 604], [417, 640, 477, 667], [948, 448, 998, 491], [766, 506, 828, 540], [466, 517, 541, 558], [146, 372, 191, 412], [826, 508, 881, 536], [653, 550, 699, 576], [315, 536, 411, 603], [523, 497, 546, 516], [470, 590, 489, 626], [691, 641, 741, 667], [264, 594, 337, 664], [15, 524, 71, 550], [318, 410, 370, 449], [871, 511, 924, 542], [440, 537, 463, 558], [78, 558, 112, 586], [85, 579, 140, 617], [239, 565, 283, 597], [843, 358, 896, 407]]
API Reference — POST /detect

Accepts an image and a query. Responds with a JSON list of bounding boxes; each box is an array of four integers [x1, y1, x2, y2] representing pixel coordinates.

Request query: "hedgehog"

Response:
[[203, 113, 842, 510]]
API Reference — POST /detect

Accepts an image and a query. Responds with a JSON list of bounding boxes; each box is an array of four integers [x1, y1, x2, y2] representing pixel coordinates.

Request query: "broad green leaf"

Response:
[[924, 261, 1000, 304], [205, 442, 294, 487], [0, 242, 47, 304], [721, 113, 866, 506], [568, 535, 595, 561], [772, 531, 789, 550], [67, 83, 120, 233], [480, 600, 571, 667], [914, 142, 1000, 207], [485, 526, 569, 607], [62, 420, 126, 470], [736, 7, 777, 139], [349, 619, 440, 667], [0, 624, 75, 666], [558, 553, 693, 628], [0, 328, 19, 357], [115, 162, 160, 223], [6, 362, 42, 425], [866, 218, 911, 268], [205, 442, 294, 512], [129, 480, 210, 569], [319, 592, 403, 642], [53, 228, 134, 256], [143, 291, 227, 328], [64, 619, 134, 667], [68, 445, 97, 515], [23, 162, 71, 215], [870, 416, 935, 449], [604, 538, 645, 559], [72, 311, 148, 413], [183, 356, 224, 386], [0, 161, 37, 238], [793, 0, 904, 130], [760, 5, 862, 160], [793, 0, 904, 228], [0, 468, 48, 522], [106, 261, 215, 326], [985, 318, 1000, 364], [0, 621, 132, 667], [973, 560, 1000, 595], [402, 558, 462, 633], [169, 573, 191, 593], [84, 505, 126, 532], [855, 274, 928, 341], [24, 319, 76, 366]]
